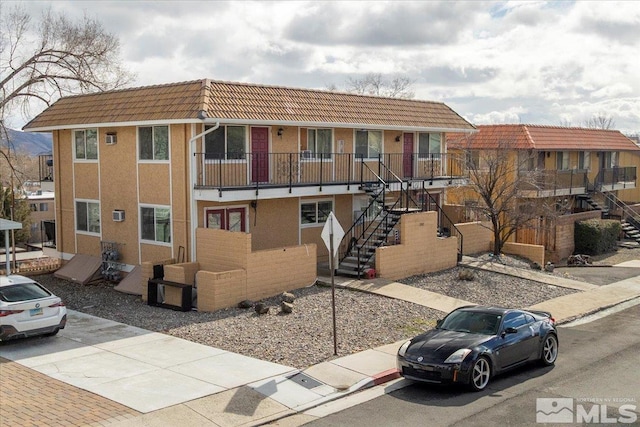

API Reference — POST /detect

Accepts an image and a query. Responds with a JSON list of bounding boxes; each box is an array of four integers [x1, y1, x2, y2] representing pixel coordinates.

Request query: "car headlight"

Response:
[[444, 348, 472, 364], [398, 340, 411, 357]]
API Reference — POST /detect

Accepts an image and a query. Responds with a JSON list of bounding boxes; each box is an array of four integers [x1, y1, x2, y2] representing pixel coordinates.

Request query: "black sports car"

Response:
[[397, 305, 558, 391]]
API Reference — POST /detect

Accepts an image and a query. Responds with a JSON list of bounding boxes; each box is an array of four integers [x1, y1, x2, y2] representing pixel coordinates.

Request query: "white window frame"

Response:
[[556, 151, 569, 170], [300, 198, 333, 227], [138, 125, 170, 162], [578, 151, 591, 170], [418, 132, 442, 159], [140, 204, 172, 245], [303, 128, 333, 161], [203, 125, 248, 162], [74, 129, 98, 161], [355, 130, 383, 159], [75, 199, 101, 235]]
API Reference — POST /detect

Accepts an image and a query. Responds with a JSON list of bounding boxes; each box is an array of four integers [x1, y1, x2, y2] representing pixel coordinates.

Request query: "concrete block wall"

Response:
[[376, 212, 458, 280], [196, 269, 247, 312], [246, 243, 317, 301], [196, 228, 250, 272], [163, 262, 200, 285], [502, 242, 545, 266], [555, 211, 601, 261], [455, 222, 492, 255]]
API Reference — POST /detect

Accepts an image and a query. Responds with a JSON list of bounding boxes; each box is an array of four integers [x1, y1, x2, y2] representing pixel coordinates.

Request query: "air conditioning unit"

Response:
[[105, 133, 117, 145], [112, 210, 125, 222]]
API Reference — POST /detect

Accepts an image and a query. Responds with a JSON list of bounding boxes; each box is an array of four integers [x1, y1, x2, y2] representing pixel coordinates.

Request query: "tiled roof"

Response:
[[447, 124, 640, 152], [23, 79, 475, 132]]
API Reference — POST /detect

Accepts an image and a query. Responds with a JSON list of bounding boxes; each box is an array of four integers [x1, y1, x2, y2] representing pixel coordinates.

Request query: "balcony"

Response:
[[595, 167, 637, 191], [517, 169, 589, 198], [194, 152, 465, 194]]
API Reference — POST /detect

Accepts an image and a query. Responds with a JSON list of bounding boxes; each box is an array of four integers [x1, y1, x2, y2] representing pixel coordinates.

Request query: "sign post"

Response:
[[321, 212, 345, 355]]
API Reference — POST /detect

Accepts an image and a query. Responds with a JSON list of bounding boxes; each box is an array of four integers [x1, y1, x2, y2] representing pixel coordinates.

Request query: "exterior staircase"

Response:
[[605, 192, 640, 245], [578, 193, 610, 218], [337, 182, 403, 278]]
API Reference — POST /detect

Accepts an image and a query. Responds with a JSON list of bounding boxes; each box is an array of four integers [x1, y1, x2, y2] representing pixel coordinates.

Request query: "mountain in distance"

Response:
[[1, 128, 52, 155]]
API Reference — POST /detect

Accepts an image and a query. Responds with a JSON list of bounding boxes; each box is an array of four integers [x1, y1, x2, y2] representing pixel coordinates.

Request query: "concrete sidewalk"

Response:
[[1, 259, 639, 426]]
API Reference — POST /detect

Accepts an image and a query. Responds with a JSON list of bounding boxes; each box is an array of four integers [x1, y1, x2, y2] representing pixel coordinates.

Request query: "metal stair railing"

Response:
[[601, 191, 640, 225]]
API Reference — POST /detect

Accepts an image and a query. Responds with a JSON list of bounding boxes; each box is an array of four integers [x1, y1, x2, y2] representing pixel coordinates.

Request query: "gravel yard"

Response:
[[31, 247, 639, 369]]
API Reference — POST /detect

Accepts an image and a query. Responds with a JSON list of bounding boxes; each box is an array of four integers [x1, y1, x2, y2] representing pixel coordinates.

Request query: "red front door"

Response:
[[251, 127, 269, 183], [403, 133, 414, 178]]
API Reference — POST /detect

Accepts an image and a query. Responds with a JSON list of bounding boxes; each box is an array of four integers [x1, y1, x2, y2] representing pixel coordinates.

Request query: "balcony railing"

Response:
[[595, 167, 637, 191], [194, 152, 464, 191], [517, 169, 589, 197]]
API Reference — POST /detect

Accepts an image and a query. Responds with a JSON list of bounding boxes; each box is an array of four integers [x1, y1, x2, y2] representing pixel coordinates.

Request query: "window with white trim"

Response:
[[556, 151, 569, 170], [139, 126, 169, 161], [141, 206, 171, 243], [300, 200, 332, 226], [74, 129, 98, 160], [204, 125, 246, 160], [578, 151, 590, 170], [76, 200, 100, 233], [355, 130, 382, 159], [303, 128, 332, 159], [418, 133, 441, 158]]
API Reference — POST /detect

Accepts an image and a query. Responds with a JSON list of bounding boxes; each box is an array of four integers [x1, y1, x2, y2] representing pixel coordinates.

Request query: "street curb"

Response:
[[372, 368, 401, 385]]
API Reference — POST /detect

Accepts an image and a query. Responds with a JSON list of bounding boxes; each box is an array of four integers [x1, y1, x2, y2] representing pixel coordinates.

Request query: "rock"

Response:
[[531, 262, 541, 270], [238, 300, 254, 309], [544, 262, 555, 272], [281, 292, 295, 303], [254, 302, 269, 315], [280, 301, 293, 314]]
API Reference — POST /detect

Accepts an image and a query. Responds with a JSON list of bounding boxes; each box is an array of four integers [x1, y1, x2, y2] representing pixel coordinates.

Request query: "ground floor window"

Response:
[[301, 199, 332, 226], [76, 200, 100, 234], [141, 205, 171, 243], [205, 207, 246, 232]]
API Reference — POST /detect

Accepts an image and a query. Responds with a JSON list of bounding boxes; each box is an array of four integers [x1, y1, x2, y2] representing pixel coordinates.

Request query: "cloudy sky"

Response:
[[6, 0, 640, 135]]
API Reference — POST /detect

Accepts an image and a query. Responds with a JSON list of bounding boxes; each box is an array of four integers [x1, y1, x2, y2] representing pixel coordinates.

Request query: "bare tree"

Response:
[[584, 114, 615, 130], [1, 4, 134, 125], [339, 73, 415, 99], [458, 137, 559, 256], [0, 4, 133, 250]]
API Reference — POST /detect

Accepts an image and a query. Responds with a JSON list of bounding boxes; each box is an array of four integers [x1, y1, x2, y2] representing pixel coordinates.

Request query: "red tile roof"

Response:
[[447, 124, 639, 152], [23, 79, 475, 132]]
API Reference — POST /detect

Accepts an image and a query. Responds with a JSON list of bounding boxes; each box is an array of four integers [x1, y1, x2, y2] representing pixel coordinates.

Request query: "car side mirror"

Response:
[[436, 319, 442, 328], [501, 327, 517, 337]]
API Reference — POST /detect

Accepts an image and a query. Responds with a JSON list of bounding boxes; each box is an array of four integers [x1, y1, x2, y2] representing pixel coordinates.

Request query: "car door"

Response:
[[496, 311, 537, 369]]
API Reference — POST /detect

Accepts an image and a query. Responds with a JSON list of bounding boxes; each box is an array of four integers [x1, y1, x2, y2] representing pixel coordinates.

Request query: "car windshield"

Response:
[[438, 310, 501, 335], [0, 283, 52, 302]]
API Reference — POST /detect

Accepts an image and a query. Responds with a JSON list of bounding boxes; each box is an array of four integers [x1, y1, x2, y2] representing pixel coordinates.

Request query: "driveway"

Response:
[[554, 265, 640, 286]]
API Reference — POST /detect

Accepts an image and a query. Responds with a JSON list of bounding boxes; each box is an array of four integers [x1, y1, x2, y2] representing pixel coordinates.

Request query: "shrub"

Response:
[[574, 219, 621, 255]]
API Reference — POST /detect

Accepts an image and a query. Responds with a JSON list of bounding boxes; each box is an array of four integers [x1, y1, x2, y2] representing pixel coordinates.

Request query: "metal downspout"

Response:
[[189, 120, 220, 263]]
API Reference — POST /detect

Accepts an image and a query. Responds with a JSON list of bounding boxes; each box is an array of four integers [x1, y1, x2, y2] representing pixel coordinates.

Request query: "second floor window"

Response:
[[205, 125, 246, 160], [74, 129, 98, 160], [556, 151, 569, 170], [418, 133, 441, 158], [305, 129, 332, 159], [355, 130, 382, 159], [76, 200, 100, 234], [578, 151, 591, 170], [139, 126, 169, 161]]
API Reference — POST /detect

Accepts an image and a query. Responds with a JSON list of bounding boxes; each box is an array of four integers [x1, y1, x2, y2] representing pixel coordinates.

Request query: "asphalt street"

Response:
[[302, 303, 640, 427]]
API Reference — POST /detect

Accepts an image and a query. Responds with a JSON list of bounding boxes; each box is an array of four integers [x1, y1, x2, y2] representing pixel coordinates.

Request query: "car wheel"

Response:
[[469, 357, 491, 391], [44, 328, 59, 337], [540, 334, 558, 366]]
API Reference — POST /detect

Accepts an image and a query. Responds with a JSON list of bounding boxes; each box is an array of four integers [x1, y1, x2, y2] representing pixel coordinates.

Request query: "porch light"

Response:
[[277, 127, 284, 137], [395, 134, 401, 142]]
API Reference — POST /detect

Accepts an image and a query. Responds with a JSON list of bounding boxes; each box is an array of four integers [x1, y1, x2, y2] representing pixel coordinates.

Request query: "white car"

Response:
[[0, 275, 67, 341]]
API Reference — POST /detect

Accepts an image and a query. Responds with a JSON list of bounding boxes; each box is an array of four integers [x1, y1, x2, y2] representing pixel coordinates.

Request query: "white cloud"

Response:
[[2, 0, 639, 135]]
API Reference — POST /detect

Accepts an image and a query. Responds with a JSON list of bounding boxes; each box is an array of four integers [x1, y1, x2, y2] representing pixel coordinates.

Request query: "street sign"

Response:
[[321, 212, 345, 258]]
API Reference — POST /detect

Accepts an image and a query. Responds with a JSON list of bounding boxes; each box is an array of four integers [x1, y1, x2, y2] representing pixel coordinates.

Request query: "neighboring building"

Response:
[[23, 79, 476, 277], [447, 125, 640, 261], [26, 189, 55, 246]]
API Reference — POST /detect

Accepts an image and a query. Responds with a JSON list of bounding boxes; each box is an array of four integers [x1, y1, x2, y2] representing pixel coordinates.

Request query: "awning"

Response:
[[1, 218, 23, 274]]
